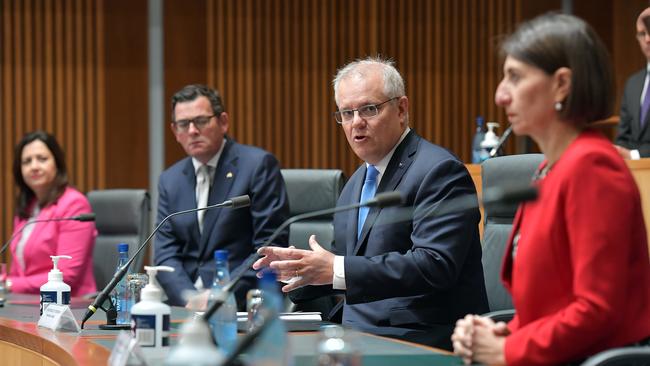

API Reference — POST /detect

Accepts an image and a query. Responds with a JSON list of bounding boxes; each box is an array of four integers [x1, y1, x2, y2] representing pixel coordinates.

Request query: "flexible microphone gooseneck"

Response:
[[0, 213, 96, 257], [80, 195, 251, 329], [489, 125, 513, 158], [201, 191, 404, 322]]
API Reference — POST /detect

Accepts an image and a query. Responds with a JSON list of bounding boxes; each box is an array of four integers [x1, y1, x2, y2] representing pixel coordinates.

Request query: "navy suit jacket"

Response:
[[291, 130, 488, 349], [154, 137, 289, 307], [615, 68, 650, 157]]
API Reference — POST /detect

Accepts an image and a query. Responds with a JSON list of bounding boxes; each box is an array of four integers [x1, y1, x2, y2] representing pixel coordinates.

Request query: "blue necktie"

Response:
[[358, 165, 379, 239]]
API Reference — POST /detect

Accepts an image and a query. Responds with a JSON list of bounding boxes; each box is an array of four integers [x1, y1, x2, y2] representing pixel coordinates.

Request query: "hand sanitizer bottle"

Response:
[[165, 318, 224, 366], [40, 255, 72, 315], [480, 122, 500, 161], [131, 265, 174, 364]]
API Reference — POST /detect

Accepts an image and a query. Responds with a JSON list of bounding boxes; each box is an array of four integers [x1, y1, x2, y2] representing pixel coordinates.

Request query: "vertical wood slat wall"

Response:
[[205, 0, 518, 176], [0, 0, 105, 256]]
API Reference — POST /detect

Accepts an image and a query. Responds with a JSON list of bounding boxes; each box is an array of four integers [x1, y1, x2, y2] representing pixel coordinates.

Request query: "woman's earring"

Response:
[[554, 101, 563, 111]]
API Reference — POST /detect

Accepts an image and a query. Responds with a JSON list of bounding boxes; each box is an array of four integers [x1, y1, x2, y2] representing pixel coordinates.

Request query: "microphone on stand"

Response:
[[489, 125, 513, 158], [0, 213, 96, 256], [80, 195, 251, 329], [201, 191, 404, 322]]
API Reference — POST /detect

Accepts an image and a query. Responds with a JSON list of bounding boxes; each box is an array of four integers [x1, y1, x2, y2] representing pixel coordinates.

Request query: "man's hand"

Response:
[[614, 145, 632, 159], [253, 235, 335, 292]]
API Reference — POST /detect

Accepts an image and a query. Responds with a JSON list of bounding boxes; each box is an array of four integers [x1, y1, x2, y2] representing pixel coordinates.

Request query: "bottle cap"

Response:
[[49, 255, 72, 282], [214, 249, 229, 262], [117, 243, 129, 253], [141, 265, 174, 301], [475, 116, 485, 127]]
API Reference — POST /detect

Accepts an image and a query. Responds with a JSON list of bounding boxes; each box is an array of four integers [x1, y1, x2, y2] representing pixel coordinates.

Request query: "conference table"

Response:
[[0, 294, 462, 366]]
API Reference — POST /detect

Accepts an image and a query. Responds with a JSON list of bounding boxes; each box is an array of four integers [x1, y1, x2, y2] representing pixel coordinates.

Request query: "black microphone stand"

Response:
[[80, 196, 250, 329]]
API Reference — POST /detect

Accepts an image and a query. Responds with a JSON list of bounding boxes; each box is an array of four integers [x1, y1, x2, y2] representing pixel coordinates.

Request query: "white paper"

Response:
[[37, 304, 81, 333]]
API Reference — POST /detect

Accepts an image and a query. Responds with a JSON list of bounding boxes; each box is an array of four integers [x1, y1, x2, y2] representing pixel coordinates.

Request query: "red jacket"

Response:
[[10, 187, 97, 296], [502, 130, 650, 366]]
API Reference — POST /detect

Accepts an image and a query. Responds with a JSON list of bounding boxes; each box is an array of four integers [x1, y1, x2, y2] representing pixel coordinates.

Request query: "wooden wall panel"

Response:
[[201, 0, 519, 176], [0, 0, 105, 257]]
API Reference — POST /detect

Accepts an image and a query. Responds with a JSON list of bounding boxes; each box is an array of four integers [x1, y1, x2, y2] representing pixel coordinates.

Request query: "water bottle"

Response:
[[113, 243, 131, 325], [316, 325, 361, 366], [208, 250, 237, 356], [246, 270, 292, 366], [471, 116, 485, 164]]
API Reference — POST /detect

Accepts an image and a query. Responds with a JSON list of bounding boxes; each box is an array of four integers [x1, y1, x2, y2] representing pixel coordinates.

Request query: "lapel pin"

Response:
[[226, 172, 233, 178]]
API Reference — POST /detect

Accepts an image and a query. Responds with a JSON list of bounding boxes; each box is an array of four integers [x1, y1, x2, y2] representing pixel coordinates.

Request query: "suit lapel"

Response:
[[353, 131, 418, 255], [198, 140, 238, 258]]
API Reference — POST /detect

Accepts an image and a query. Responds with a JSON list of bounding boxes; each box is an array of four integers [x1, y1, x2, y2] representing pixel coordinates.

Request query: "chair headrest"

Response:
[[87, 189, 149, 233], [281, 169, 345, 216], [481, 154, 544, 219]]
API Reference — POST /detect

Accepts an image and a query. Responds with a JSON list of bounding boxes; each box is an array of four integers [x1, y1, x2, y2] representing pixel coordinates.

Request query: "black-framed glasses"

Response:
[[173, 115, 216, 132], [333, 97, 400, 124]]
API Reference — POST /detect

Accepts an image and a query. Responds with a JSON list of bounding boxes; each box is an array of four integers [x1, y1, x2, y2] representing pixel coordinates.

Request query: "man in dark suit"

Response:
[[254, 58, 488, 349], [615, 7, 650, 159], [155, 84, 289, 308]]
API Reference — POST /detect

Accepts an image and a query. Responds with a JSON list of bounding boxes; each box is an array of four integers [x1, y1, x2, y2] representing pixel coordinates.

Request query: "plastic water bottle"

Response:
[[471, 116, 485, 164], [208, 250, 237, 356], [113, 243, 131, 325], [246, 270, 292, 366]]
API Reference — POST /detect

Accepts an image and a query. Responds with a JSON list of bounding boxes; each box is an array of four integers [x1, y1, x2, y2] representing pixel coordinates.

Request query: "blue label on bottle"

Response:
[[162, 314, 170, 346], [132, 314, 156, 346], [39, 291, 70, 315], [132, 313, 170, 347], [40, 291, 56, 315]]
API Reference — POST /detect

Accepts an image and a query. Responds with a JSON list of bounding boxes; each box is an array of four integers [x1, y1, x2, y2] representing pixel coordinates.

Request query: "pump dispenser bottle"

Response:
[[130, 265, 174, 364], [40, 255, 72, 315]]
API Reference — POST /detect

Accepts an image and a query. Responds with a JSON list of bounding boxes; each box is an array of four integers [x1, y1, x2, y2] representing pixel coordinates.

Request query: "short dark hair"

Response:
[[170, 84, 225, 122], [501, 13, 613, 123], [13, 131, 69, 218]]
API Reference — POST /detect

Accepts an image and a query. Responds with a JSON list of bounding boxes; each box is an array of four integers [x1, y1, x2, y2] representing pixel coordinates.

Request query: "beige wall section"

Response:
[[0, 0, 106, 260]]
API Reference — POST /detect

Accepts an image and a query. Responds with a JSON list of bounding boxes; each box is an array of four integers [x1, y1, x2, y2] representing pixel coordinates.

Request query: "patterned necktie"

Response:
[[642, 85, 650, 129], [357, 165, 379, 239], [196, 165, 211, 233]]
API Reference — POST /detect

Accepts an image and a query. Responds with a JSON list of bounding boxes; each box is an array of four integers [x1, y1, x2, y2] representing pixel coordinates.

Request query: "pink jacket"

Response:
[[10, 187, 97, 296]]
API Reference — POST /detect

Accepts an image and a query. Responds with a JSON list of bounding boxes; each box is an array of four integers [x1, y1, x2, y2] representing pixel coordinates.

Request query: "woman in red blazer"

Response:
[[452, 13, 650, 366], [6, 131, 97, 296]]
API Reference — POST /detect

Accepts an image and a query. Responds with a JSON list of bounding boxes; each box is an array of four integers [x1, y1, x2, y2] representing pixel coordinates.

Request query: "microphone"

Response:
[[489, 126, 513, 158], [0, 213, 96, 256], [383, 184, 538, 226], [80, 195, 251, 329], [201, 191, 404, 322]]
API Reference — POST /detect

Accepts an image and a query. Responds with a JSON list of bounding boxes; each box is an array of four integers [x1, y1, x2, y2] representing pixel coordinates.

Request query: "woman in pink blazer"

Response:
[[7, 131, 96, 296], [452, 13, 650, 366]]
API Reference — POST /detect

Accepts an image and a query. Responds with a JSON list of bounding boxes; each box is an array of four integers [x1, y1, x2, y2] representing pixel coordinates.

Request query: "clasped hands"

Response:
[[252, 235, 335, 292], [452, 314, 509, 365]]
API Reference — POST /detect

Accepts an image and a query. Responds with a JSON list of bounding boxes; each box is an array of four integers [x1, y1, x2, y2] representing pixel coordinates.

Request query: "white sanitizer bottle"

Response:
[[130, 265, 174, 364], [40, 255, 72, 315]]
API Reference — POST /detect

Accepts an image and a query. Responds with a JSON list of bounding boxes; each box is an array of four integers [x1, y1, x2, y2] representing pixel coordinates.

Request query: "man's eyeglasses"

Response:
[[173, 115, 215, 132], [333, 97, 400, 124]]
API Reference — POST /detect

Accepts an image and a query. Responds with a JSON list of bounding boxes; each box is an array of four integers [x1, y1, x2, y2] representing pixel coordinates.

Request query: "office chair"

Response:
[[87, 189, 150, 290], [480, 154, 544, 321]]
